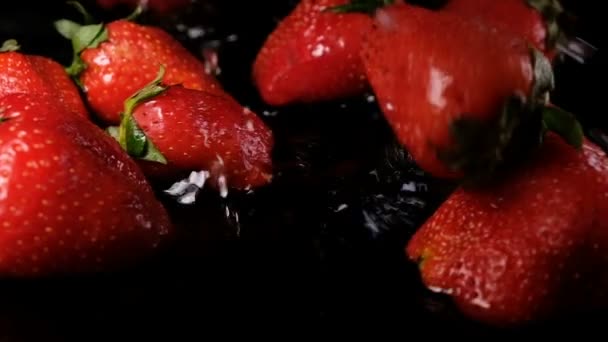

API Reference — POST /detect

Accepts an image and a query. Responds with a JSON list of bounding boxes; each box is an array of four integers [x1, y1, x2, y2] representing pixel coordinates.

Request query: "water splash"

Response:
[[164, 170, 210, 205], [557, 37, 597, 64]]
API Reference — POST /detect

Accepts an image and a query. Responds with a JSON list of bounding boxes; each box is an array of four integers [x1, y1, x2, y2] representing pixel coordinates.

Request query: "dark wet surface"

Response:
[[0, 0, 605, 339]]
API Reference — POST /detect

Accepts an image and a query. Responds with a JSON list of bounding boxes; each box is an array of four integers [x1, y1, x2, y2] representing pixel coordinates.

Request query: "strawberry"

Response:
[[252, 0, 375, 106], [443, 0, 564, 60], [110, 68, 273, 190], [361, 4, 581, 180], [0, 40, 88, 119], [406, 133, 608, 326], [0, 93, 172, 276], [96, 0, 191, 13], [55, 10, 225, 124]]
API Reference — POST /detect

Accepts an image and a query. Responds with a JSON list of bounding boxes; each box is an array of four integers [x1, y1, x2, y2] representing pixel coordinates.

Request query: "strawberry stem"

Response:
[[123, 66, 168, 116], [67, 1, 95, 25], [117, 66, 168, 164], [0, 39, 20, 52], [125, 5, 144, 21]]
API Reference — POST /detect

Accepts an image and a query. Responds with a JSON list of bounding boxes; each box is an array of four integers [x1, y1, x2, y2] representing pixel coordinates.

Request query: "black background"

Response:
[[0, 0, 605, 340]]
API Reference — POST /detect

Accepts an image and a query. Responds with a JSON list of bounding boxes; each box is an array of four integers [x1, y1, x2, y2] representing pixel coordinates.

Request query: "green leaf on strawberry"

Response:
[[117, 66, 168, 164], [542, 106, 584, 149], [55, 1, 109, 78], [55, 19, 108, 77], [0, 39, 20, 52], [437, 95, 527, 182]]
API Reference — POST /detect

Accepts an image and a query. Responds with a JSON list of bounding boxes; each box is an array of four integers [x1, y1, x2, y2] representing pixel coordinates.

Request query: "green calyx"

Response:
[[327, 0, 395, 14], [55, 1, 143, 79], [0, 39, 20, 52], [526, 0, 565, 49], [437, 47, 582, 183], [55, 19, 108, 77], [530, 47, 582, 149], [116, 66, 168, 164], [437, 95, 530, 182], [54, 2, 108, 78], [541, 106, 583, 149]]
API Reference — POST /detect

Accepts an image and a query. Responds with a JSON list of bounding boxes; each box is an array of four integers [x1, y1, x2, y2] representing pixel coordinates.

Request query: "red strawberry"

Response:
[[111, 69, 273, 190], [0, 93, 172, 276], [252, 0, 374, 106], [362, 4, 568, 179], [0, 40, 88, 119], [55, 14, 225, 124], [443, 0, 563, 60], [406, 133, 608, 326], [96, 0, 191, 13]]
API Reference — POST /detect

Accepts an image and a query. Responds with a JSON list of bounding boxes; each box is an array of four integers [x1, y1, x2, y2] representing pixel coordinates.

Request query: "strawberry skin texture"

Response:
[[0, 94, 172, 276], [252, 0, 372, 106], [0, 52, 88, 119], [406, 134, 608, 325], [80, 20, 225, 125], [97, 0, 191, 13], [133, 86, 273, 190], [362, 4, 534, 178], [444, 0, 555, 59]]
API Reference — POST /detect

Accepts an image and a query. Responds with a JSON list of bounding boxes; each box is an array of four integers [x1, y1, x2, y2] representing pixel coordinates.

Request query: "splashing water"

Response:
[[165, 170, 210, 205]]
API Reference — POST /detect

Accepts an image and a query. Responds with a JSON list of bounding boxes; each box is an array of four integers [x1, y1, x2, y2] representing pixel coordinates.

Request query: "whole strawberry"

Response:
[[444, 0, 564, 60], [0, 93, 172, 276], [97, 0, 191, 13], [406, 133, 608, 326], [55, 12, 225, 124], [0, 40, 88, 119], [111, 69, 273, 190], [362, 3, 571, 179], [252, 0, 374, 106]]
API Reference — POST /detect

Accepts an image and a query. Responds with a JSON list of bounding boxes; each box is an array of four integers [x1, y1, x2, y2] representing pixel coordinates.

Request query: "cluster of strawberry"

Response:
[[252, 0, 607, 327], [0, 3, 273, 276]]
